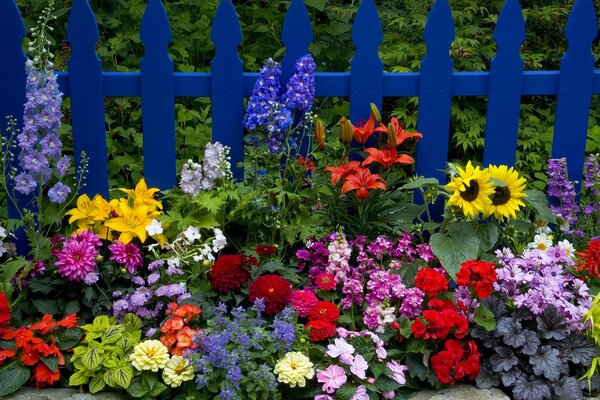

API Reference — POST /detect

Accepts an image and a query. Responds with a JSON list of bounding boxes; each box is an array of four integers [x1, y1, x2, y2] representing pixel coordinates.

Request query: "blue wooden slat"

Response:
[[211, 0, 244, 178], [416, 0, 455, 184], [0, 0, 28, 253], [350, 0, 383, 123], [281, 0, 313, 84], [67, 0, 109, 198], [552, 0, 598, 190], [140, 0, 175, 190], [483, 0, 525, 167]]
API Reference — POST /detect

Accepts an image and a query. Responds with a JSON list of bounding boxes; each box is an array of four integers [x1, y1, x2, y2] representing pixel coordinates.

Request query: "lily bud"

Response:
[[314, 119, 325, 150], [370, 103, 382, 123], [339, 117, 353, 145], [387, 121, 398, 147]]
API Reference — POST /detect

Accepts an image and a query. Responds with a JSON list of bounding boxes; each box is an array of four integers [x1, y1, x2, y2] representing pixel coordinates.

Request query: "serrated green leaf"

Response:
[[374, 376, 404, 392], [123, 313, 142, 332], [126, 380, 148, 398], [104, 365, 133, 389], [31, 299, 58, 315], [69, 370, 90, 386], [81, 347, 103, 370], [89, 375, 106, 393], [149, 381, 167, 396], [0, 361, 31, 396], [370, 361, 387, 378], [56, 327, 83, 351], [102, 325, 124, 344]]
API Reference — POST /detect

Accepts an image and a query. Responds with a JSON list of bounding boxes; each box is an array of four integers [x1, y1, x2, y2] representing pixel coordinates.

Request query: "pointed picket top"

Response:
[[493, 0, 525, 49], [140, 0, 172, 50], [352, 0, 383, 54], [67, 0, 99, 48], [211, 0, 242, 52], [282, 0, 313, 83], [423, 0, 455, 56], [564, 0, 598, 51]]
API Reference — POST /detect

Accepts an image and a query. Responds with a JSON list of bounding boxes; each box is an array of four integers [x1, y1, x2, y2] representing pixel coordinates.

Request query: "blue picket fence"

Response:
[[1, 0, 599, 204]]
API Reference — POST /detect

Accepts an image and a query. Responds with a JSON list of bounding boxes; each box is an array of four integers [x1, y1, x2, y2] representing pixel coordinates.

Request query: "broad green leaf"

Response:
[[126, 380, 148, 398], [335, 383, 357, 400], [56, 328, 83, 351], [474, 223, 499, 253], [304, 0, 326, 11], [102, 325, 124, 344], [474, 305, 496, 331], [0, 361, 31, 396], [104, 365, 133, 389], [374, 376, 404, 392], [1, 258, 28, 284], [32, 299, 58, 315], [370, 361, 387, 378], [41, 356, 59, 373], [89, 375, 106, 393], [123, 314, 142, 332], [81, 347, 103, 370], [400, 177, 439, 190], [524, 189, 556, 223], [430, 224, 479, 279], [149, 381, 167, 397], [406, 353, 427, 380], [69, 370, 90, 386]]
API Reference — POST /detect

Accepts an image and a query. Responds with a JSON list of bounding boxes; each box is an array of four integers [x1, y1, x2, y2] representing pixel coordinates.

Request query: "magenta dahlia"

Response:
[[109, 242, 143, 273], [55, 234, 100, 282]]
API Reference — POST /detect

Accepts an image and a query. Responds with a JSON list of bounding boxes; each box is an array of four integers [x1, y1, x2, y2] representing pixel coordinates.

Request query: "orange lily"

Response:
[[298, 156, 316, 171], [324, 161, 361, 185], [352, 113, 388, 145], [341, 168, 386, 199], [363, 146, 415, 169], [387, 117, 423, 147]]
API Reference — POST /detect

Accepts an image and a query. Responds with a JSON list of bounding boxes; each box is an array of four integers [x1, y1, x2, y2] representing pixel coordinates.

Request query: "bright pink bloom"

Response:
[[55, 232, 100, 281], [317, 365, 347, 394], [109, 242, 143, 273], [290, 289, 319, 318]]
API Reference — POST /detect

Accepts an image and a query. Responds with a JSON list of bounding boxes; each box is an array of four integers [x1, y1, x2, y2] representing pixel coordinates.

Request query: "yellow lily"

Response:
[[65, 194, 95, 230], [104, 202, 153, 244], [120, 178, 163, 211]]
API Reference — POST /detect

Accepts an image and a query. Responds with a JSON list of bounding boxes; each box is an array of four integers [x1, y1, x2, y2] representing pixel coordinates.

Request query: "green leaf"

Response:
[[335, 383, 357, 400], [370, 361, 387, 378], [474, 223, 499, 253], [304, 0, 326, 11], [41, 356, 59, 373], [1, 258, 28, 284], [102, 325, 124, 344], [56, 328, 83, 351], [123, 314, 142, 332], [400, 177, 439, 190], [69, 370, 90, 386], [149, 381, 167, 396], [406, 353, 428, 380], [89, 375, 106, 393], [31, 299, 58, 315], [104, 365, 133, 389], [524, 189, 556, 223], [374, 376, 404, 392], [474, 305, 496, 331], [430, 224, 479, 279], [126, 380, 148, 398], [65, 300, 81, 315], [0, 361, 31, 396], [81, 347, 103, 370], [141, 370, 157, 390]]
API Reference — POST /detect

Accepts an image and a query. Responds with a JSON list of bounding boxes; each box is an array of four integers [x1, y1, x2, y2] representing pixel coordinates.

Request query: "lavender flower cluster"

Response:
[[243, 54, 316, 153], [14, 60, 71, 203], [546, 158, 582, 236], [583, 154, 600, 221], [494, 245, 591, 332], [179, 142, 232, 198], [190, 301, 291, 400]]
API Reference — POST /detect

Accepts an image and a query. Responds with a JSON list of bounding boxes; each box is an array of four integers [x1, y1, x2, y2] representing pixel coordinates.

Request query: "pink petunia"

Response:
[[316, 365, 347, 394], [326, 338, 355, 364]]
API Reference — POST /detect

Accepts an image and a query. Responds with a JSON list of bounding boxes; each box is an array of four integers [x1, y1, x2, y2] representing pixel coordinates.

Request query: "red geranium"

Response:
[[0, 291, 10, 327], [308, 301, 340, 323], [256, 244, 277, 256], [315, 273, 336, 290], [415, 268, 449, 297], [305, 319, 336, 342], [577, 239, 600, 279], [210, 254, 253, 293], [248, 274, 292, 315], [431, 339, 480, 384], [411, 309, 468, 340], [456, 260, 497, 299]]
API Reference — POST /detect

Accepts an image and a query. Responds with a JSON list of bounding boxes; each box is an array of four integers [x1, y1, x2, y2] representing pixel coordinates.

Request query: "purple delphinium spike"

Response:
[[282, 53, 316, 112], [546, 158, 581, 236]]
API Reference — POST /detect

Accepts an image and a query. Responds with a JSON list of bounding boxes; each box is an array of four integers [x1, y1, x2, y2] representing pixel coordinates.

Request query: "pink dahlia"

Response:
[[109, 242, 143, 273], [290, 289, 319, 318], [55, 235, 100, 282]]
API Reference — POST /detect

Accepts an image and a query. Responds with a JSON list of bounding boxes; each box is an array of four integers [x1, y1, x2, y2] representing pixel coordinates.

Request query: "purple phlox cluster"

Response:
[[179, 142, 232, 198], [494, 246, 591, 332], [583, 154, 600, 228], [112, 286, 158, 319], [281, 54, 316, 112], [341, 278, 364, 309], [55, 231, 101, 282], [296, 238, 329, 280], [546, 158, 582, 236], [15, 60, 71, 200]]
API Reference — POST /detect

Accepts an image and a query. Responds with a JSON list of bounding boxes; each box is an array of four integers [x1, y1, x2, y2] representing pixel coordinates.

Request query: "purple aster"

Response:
[[83, 272, 99, 285]]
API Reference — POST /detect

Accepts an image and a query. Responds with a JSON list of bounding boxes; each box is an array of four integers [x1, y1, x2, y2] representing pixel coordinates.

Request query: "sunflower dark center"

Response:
[[460, 180, 479, 202], [492, 186, 511, 205]]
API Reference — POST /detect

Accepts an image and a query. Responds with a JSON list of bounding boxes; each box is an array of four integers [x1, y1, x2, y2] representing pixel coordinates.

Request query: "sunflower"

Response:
[[485, 165, 527, 221], [446, 161, 494, 218]]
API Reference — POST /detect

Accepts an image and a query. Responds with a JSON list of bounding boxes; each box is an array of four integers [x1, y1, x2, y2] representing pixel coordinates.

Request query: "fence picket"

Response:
[[350, 0, 383, 123], [211, 0, 244, 178], [0, 1, 27, 253], [483, 0, 525, 167], [140, 0, 175, 190], [281, 0, 313, 85], [416, 0, 455, 184], [552, 0, 598, 190]]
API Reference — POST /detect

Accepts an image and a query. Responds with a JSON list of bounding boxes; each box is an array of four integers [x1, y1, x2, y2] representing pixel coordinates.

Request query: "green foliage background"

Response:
[[15, 0, 600, 190]]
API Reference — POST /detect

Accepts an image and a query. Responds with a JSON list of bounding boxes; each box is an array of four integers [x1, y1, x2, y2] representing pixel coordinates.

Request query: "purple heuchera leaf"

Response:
[[536, 306, 568, 341], [530, 345, 562, 381], [490, 346, 519, 372], [513, 376, 551, 400]]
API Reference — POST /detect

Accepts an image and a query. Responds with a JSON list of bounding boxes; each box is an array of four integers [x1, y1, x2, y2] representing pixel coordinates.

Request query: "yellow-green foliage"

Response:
[[582, 293, 600, 385]]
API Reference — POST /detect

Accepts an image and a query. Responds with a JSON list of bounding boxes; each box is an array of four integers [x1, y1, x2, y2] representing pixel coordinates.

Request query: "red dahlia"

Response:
[[210, 255, 252, 293], [315, 273, 336, 290], [305, 319, 336, 342], [431, 339, 480, 384], [256, 244, 277, 256], [248, 274, 292, 315], [0, 292, 10, 327], [308, 301, 340, 323], [577, 239, 600, 279], [456, 260, 497, 299], [415, 268, 448, 297]]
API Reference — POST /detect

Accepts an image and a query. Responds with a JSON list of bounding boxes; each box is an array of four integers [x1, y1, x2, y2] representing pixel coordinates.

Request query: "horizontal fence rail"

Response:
[[1, 0, 599, 205]]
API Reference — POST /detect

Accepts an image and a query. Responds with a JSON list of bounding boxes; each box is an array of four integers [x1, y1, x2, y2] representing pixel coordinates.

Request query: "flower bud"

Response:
[[339, 117, 353, 145], [370, 103, 381, 123], [314, 119, 325, 150], [120, 268, 127, 274], [387, 121, 398, 147]]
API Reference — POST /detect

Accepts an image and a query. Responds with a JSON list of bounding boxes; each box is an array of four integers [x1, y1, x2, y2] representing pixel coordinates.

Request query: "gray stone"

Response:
[[410, 385, 509, 400], [5, 387, 126, 400]]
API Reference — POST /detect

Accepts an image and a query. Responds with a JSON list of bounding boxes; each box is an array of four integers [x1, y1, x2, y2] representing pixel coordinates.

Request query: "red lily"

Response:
[[341, 168, 386, 199], [388, 117, 423, 147], [363, 146, 415, 169], [298, 156, 316, 171], [324, 161, 361, 185], [352, 113, 388, 145]]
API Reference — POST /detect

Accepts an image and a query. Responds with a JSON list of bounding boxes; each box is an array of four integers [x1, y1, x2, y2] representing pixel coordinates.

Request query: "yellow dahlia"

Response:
[[446, 161, 494, 218], [274, 352, 314, 388], [485, 165, 527, 221], [162, 356, 194, 388], [130, 340, 170, 372]]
